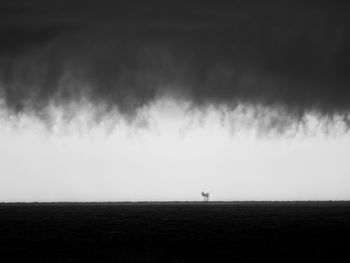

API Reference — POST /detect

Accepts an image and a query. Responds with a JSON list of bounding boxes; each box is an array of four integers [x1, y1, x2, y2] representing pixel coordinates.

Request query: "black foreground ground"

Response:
[[0, 202, 350, 262]]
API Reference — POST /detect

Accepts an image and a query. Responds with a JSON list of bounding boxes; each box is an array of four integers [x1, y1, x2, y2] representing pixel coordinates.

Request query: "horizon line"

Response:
[[1, 200, 350, 204]]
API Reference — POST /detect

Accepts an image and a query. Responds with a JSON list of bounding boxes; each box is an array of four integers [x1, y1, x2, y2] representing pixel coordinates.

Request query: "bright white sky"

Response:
[[1, 98, 350, 202]]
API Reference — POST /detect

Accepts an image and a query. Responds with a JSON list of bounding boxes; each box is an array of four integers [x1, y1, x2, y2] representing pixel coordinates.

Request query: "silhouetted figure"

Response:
[[201, 191, 210, 202]]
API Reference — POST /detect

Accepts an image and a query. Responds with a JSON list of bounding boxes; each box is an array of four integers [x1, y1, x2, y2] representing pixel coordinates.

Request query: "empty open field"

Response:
[[0, 202, 349, 262]]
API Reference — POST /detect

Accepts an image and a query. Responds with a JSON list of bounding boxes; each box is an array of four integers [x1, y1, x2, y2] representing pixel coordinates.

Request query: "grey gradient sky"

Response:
[[0, 1, 350, 201]]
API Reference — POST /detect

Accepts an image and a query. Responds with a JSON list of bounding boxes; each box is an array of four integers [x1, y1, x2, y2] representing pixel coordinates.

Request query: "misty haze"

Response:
[[0, 1, 350, 262]]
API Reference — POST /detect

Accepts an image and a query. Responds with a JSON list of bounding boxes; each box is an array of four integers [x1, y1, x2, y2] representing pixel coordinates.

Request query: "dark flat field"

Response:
[[0, 202, 350, 262]]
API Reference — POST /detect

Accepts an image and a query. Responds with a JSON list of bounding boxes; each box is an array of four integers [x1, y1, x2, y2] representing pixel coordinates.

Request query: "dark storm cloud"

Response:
[[0, 0, 349, 128]]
